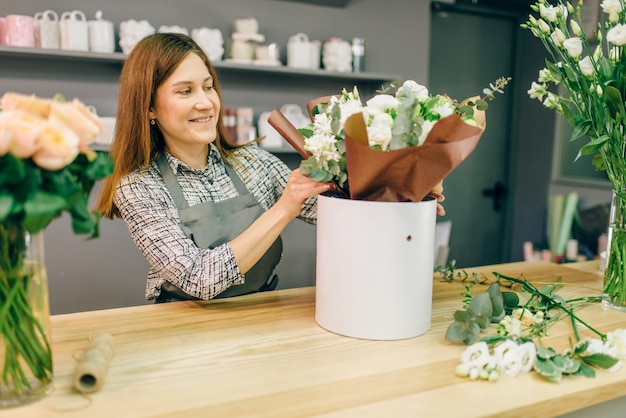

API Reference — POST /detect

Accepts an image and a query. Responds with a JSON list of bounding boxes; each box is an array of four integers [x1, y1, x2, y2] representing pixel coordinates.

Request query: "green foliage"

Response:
[[0, 151, 114, 238], [445, 283, 519, 345]]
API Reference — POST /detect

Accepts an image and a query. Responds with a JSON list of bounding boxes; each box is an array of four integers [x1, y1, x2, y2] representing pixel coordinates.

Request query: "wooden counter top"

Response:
[[4, 261, 626, 417]]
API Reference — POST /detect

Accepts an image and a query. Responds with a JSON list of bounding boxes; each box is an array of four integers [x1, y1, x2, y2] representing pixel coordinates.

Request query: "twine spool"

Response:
[[73, 332, 115, 394]]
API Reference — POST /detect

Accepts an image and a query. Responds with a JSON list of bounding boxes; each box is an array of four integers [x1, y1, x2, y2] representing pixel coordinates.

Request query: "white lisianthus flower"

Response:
[[538, 18, 551, 34], [365, 94, 398, 114], [499, 315, 523, 338], [433, 99, 454, 118], [460, 341, 491, 368], [550, 28, 566, 46], [540, 3, 567, 22], [563, 37, 583, 59], [607, 24, 626, 46], [517, 342, 537, 373], [366, 113, 393, 150], [570, 20, 582, 37], [543, 92, 561, 110], [494, 340, 519, 361], [607, 329, 626, 359], [579, 56, 594, 76], [609, 46, 620, 61], [538, 68, 552, 83], [399, 80, 429, 101], [602, 0, 623, 23]]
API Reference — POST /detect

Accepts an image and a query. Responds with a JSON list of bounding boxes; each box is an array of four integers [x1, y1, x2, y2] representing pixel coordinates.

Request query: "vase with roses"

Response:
[[0, 92, 113, 407]]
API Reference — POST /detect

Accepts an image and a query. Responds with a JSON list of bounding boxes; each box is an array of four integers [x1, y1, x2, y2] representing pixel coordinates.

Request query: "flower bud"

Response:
[[570, 20, 581, 36]]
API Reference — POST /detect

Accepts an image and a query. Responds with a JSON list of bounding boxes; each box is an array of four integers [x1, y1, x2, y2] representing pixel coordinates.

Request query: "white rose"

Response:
[[579, 56, 594, 76], [365, 94, 398, 114], [607, 24, 626, 46], [563, 37, 583, 58], [400, 80, 429, 101]]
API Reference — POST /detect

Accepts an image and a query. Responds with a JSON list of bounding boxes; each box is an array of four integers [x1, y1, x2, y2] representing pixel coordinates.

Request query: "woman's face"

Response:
[[150, 52, 220, 152]]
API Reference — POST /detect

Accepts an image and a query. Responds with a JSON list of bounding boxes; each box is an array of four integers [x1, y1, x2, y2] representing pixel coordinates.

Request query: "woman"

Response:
[[96, 33, 332, 302]]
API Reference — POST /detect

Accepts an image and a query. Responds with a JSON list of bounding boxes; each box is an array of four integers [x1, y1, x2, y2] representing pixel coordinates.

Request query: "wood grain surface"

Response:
[[4, 261, 625, 418]]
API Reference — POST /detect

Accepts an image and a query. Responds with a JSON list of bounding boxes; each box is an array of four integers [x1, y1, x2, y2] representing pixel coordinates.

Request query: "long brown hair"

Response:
[[96, 32, 236, 219]]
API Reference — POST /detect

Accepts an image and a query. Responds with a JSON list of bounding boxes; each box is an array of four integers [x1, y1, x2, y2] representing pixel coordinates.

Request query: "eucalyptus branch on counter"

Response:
[[444, 269, 622, 382]]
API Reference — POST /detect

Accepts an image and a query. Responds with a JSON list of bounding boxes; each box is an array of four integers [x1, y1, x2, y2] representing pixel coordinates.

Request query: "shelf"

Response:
[[0, 45, 401, 83]]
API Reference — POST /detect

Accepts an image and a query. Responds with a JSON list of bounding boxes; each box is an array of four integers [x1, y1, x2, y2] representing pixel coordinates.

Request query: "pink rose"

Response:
[[48, 100, 103, 152], [32, 122, 80, 170], [0, 110, 43, 158]]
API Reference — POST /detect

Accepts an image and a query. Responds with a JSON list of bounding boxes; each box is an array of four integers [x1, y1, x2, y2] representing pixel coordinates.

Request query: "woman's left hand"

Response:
[[279, 168, 332, 219], [429, 181, 445, 216]]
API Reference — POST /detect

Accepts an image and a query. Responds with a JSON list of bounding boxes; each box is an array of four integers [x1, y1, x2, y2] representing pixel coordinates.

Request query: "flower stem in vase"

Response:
[[0, 223, 53, 408], [603, 188, 626, 311]]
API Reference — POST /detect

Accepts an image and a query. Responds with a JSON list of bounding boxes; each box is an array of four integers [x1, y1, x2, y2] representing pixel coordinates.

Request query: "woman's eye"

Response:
[[204, 85, 214, 91], [180, 89, 192, 95]]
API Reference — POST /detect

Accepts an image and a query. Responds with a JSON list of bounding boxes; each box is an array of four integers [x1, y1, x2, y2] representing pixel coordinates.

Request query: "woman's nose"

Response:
[[195, 91, 214, 108]]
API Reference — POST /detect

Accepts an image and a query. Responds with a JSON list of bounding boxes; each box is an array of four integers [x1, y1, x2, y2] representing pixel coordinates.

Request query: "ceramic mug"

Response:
[[255, 43, 279, 62], [60, 10, 89, 51], [0, 17, 7, 45], [5, 14, 36, 47], [34, 10, 60, 49]]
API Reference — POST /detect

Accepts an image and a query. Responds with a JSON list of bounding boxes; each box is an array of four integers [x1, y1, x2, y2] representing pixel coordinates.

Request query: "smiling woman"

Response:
[[95, 32, 332, 303]]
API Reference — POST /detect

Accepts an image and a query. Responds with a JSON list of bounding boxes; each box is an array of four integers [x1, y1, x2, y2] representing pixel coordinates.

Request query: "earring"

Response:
[[150, 119, 156, 125]]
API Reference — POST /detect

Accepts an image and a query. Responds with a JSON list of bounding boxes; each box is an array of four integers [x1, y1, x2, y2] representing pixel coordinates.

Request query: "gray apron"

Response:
[[155, 153, 282, 302]]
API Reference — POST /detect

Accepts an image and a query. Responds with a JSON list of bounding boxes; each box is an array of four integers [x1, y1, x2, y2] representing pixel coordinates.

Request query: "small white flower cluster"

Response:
[[497, 308, 545, 339], [574, 328, 626, 372], [455, 340, 537, 382]]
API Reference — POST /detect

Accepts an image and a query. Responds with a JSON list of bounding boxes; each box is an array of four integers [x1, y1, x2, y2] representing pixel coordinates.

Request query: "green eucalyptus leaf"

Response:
[[468, 292, 493, 319], [445, 321, 469, 342], [501, 291, 519, 310], [487, 283, 504, 320]]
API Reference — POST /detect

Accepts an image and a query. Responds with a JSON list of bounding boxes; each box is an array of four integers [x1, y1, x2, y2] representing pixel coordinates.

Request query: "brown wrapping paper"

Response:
[[268, 95, 486, 202], [343, 110, 485, 202]]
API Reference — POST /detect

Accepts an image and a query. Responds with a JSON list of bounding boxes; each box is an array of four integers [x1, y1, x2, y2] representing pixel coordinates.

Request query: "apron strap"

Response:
[[157, 153, 189, 209], [156, 152, 248, 209]]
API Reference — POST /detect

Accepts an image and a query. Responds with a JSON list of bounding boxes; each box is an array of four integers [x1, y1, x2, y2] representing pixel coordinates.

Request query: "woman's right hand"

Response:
[[278, 168, 332, 219]]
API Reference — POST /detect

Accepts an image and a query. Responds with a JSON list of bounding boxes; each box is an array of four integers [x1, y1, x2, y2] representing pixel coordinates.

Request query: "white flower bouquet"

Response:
[[268, 78, 510, 202]]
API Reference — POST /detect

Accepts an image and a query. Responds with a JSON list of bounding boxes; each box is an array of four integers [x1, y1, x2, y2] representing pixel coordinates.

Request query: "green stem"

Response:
[[493, 272, 606, 341]]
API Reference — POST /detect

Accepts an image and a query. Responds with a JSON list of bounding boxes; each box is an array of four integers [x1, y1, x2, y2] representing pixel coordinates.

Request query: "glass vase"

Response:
[[602, 187, 626, 311], [0, 223, 53, 408]]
